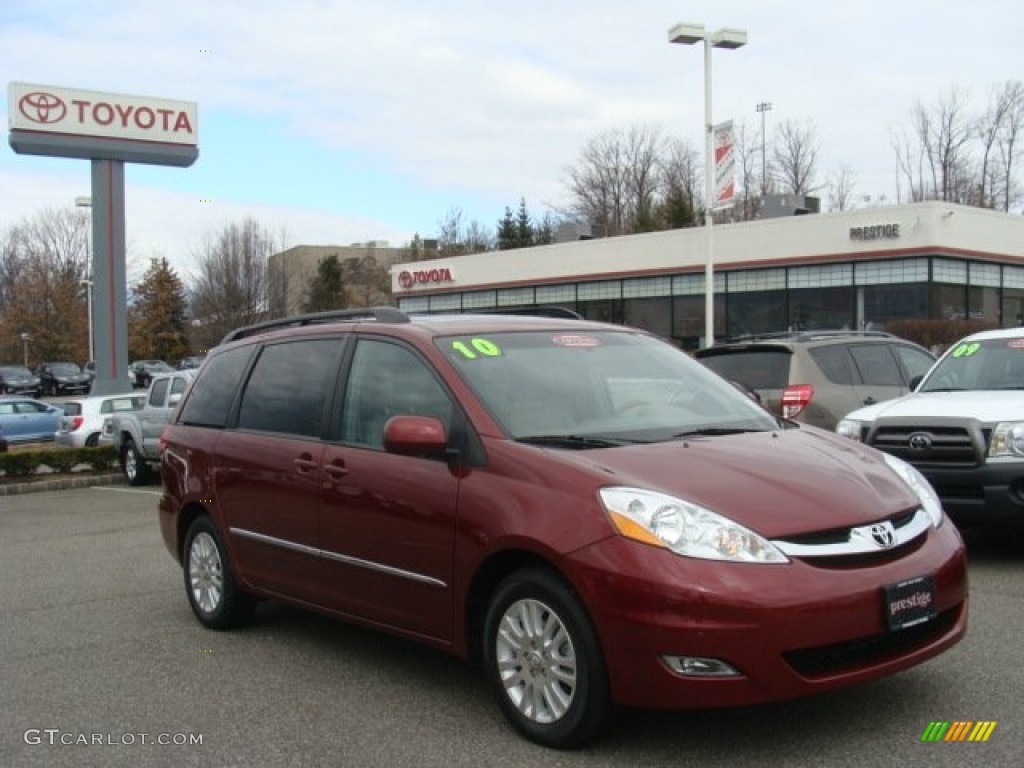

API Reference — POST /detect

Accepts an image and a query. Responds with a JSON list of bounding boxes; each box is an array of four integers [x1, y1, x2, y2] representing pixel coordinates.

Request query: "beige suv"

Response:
[[695, 331, 936, 431]]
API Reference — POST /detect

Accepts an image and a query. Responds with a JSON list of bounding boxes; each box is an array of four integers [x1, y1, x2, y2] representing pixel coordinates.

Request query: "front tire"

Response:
[[122, 438, 150, 486], [183, 517, 254, 630], [483, 568, 611, 749]]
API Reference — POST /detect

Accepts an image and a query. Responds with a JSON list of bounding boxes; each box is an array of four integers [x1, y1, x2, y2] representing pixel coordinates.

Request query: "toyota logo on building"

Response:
[[908, 432, 933, 452], [869, 522, 897, 548], [18, 91, 67, 124], [398, 270, 414, 289]]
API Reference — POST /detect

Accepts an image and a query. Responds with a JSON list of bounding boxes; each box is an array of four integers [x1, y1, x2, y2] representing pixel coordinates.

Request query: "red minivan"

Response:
[[158, 309, 967, 749]]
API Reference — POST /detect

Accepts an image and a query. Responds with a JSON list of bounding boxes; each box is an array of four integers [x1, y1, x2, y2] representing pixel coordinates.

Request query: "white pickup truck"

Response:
[[837, 327, 1024, 528], [109, 369, 196, 485]]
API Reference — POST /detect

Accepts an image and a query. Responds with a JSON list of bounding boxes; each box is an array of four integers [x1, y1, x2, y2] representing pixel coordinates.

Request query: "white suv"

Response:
[[837, 327, 1024, 527]]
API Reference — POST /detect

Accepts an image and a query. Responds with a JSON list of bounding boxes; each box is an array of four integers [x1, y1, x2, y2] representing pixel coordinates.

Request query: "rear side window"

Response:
[[893, 344, 935, 383], [848, 344, 903, 386], [807, 345, 857, 385], [177, 346, 252, 428], [237, 339, 341, 438], [148, 379, 169, 407], [699, 350, 791, 390], [62, 403, 83, 416]]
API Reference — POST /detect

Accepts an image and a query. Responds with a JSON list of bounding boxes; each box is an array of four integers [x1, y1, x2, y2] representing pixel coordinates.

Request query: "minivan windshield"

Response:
[[919, 336, 1024, 392], [437, 330, 779, 443]]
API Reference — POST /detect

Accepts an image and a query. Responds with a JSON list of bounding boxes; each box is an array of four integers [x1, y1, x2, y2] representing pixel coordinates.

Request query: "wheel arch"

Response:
[[463, 549, 581, 666]]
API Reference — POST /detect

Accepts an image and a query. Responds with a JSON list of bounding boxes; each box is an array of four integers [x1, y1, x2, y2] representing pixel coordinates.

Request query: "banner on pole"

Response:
[[713, 120, 736, 207]]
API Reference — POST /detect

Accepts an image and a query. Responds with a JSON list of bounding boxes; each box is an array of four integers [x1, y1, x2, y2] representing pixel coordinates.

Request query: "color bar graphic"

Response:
[[920, 721, 997, 742]]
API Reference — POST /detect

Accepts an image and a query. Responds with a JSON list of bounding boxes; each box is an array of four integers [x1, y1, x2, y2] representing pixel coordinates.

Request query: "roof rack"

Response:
[[463, 306, 583, 320], [219, 306, 410, 345], [724, 329, 895, 343]]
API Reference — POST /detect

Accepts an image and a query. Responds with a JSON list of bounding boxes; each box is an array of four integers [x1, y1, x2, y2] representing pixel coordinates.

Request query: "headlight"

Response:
[[599, 487, 788, 563], [836, 419, 866, 441], [882, 453, 944, 528], [990, 422, 1024, 458]]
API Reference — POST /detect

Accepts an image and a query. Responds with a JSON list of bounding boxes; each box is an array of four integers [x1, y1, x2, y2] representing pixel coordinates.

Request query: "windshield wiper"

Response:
[[515, 434, 641, 449], [670, 427, 762, 439]]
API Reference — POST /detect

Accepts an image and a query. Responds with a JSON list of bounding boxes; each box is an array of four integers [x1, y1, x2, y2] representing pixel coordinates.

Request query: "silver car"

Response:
[[56, 393, 146, 448]]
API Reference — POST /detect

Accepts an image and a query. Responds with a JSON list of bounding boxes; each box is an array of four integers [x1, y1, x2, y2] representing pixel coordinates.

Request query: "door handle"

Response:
[[862, 396, 877, 405], [293, 454, 319, 474], [322, 459, 349, 479]]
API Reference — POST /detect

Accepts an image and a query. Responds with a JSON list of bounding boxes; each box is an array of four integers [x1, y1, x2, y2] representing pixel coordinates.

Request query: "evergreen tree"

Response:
[[128, 257, 190, 362], [515, 198, 534, 247], [303, 254, 346, 312], [497, 207, 518, 250]]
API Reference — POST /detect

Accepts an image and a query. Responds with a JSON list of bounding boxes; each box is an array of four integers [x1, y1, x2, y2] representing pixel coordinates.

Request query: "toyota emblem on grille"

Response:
[[18, 91, 67, 124], [869, 522, 897, 548], [908, 432, 932, 452]]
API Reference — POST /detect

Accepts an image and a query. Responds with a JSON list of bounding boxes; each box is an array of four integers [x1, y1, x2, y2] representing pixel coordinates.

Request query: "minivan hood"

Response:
[[549, 428, 918, 538], [845, 390, 1024, 423]]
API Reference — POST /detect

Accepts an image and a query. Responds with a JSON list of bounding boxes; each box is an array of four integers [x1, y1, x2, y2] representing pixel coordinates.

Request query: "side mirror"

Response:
[[383, 415, 448, 458]]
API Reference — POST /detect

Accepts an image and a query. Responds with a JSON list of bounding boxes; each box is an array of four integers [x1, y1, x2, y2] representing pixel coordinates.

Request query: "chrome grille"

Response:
[[868, 425, 978, 466]]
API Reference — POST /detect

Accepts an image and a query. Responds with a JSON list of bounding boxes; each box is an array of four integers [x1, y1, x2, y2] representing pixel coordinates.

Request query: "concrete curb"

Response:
[[0, 472, 126, 496]]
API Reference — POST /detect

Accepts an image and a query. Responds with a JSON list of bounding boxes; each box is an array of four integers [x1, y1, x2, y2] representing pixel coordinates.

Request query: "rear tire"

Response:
[[483, 567, 612, 749], [183, 517, 254, 630], [122, 438, 150, 486]]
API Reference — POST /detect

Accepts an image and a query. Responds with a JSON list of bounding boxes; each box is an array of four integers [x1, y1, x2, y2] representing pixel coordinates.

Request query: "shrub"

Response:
[[0, 451, 42, 477]]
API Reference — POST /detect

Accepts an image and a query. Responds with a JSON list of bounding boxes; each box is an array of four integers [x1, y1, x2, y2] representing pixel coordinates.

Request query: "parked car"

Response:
[[110, 369, 196, 484], [837, 326, 1024, 528], [695, 330, 936, 431], [0, 365, 42, 397], [177, 355, 206, 370], [33, 361, 92, 397], [130, 360, 174, 389], [0, 396, 64, 443], [158, 308, 967, 748], [56, 392, 147, 449]]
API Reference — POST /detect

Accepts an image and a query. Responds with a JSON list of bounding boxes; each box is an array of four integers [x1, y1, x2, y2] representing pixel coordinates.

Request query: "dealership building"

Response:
[[390, 201, 1024, 348]]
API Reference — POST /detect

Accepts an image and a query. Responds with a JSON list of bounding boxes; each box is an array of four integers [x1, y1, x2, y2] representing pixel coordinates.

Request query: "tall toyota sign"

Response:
[[8, 82, 198, 394]]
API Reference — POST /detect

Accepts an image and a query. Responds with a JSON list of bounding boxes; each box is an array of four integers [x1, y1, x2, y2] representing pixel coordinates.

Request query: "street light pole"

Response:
[[756, 101, 773, 195], [668, 22, 747, 348]]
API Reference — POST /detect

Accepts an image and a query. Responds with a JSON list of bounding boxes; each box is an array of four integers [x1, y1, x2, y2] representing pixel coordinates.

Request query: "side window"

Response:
[[148, 378, 169, 407], [177, 345, 253, 428], [893, 345, 935, 384], [849, 344, 903, 386], [342, 339, 453, 449], [808, 345, 856, 385], [170, 376, 188, 397], [237, 339, 341, 438]]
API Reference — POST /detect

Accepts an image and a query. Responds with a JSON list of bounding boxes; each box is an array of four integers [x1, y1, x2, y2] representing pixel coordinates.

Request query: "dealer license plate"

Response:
[[884, 575, 937, 630]]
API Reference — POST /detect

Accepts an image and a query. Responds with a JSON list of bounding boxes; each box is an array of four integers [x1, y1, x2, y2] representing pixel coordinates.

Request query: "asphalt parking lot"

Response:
[[2, 486, 1022, 768]]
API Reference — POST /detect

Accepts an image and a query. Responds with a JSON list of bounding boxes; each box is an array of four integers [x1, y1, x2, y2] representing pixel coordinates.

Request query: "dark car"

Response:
[[34, 361, 92, 397], [0, 365, 42, 397], [159, 308, 966, 748], [130, 359, 174, 389], [695, 330, 936, 431]]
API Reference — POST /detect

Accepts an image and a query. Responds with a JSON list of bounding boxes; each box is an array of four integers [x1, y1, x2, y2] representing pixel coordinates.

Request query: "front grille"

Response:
[[868, 425, 979, 466], [783, 607, 960, 678]]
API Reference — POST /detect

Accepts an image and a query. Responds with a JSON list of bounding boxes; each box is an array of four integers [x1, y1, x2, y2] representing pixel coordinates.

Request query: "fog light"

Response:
[[661, 655, 741, 677]]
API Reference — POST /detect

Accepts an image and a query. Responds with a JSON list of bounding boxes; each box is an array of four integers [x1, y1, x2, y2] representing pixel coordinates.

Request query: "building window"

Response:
[[462, 290, 497, 309], [969, 262, 1000, 287], [726, 290, 787, 337], [623, 276, 672, 298], [862, 284, 929, 327], [788, 287, 855, 330], [429, 294, 461, 311], [536, 284, 576, 303], [398, 296, 430, 313], [578, 281, 622, 301], [933, 258, 968, 284], [673, 273, 724, 296], [497, 287, 535, 307], [579, 299, 621, 324], [727, 268, 786, 292], [623, 297, 672, 338], [856, 258, 928, 285], [787, 264, 852, 288]]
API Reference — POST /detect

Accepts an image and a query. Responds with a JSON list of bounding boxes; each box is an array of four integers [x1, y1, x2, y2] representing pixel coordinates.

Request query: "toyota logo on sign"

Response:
[[908, 432, 932, 453], [398, 271, 414, 289], [18, 91, 67, 124]]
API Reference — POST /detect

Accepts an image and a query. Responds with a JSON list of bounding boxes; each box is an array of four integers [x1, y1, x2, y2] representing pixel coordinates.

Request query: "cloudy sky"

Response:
[[2, 0, 1020, 279]]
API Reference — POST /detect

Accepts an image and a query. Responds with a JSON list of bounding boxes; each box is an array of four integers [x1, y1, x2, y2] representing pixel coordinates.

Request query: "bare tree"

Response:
[[732, 121, 761, 221], [657, 137, 702, 229], [437, 207, 492, 256], [0, 208, 90, 364], [995, 80, 1024, 212], [826, 164, 859, 212], [189, 217, 275, 349], [773, 119, 819, 196]]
